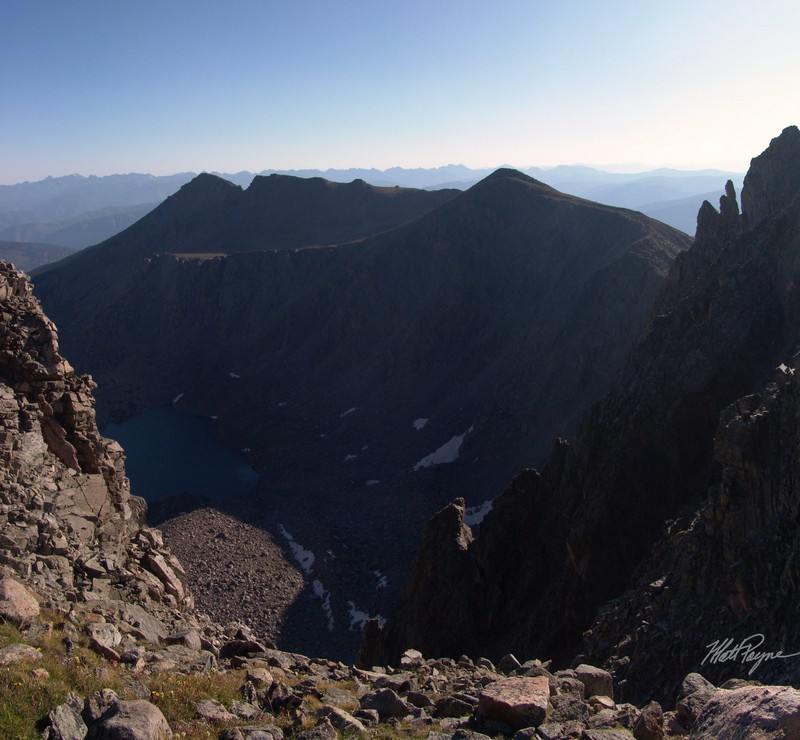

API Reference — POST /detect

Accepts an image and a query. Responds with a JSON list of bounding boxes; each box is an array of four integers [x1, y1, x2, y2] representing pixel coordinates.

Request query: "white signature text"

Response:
[[702, 634, 800, 676]]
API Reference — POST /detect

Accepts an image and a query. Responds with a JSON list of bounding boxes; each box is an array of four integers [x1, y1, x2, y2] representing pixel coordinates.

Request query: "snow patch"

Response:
[[229, 372, 241, 379], [209, 415, 219, 420], [374, 570, 389, 589], [340, 407, 357, 418], [241, 447, 251, 453], [343, 454, 358, 462], [172, 393, 184, 405], [366, 479, 380, 487], [413, 427, 472, 471], [413, 418, 428, 431], [312, 580, 334, 631], [278, 525, 315, 574], [347, 601, 385, 631], [464, 499, 493, 527], [278, 402, 287, 407]]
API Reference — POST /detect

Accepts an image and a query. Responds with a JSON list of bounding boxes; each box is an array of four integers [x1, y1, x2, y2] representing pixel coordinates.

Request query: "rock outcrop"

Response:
[[0, 259, 215, 647], [361, 126, 800, 699], [585, 359, 800, 702]]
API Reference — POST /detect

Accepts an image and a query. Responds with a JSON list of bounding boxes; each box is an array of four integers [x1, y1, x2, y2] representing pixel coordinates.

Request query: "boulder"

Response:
[[632, 700, 663, 740], [434, 695, 476, 718], [477, 676, 550, 730], [142, 552, 185, 603], [400, 648, 424, 669], [195, 698, 236, 722], [163, 628, 202, 651], [676, 680, 718, 730], [689, 685, 800, 739], [529, 724, 565, 740], [86, 623, 122, 651], [374, 670, 415, 692], [0, 643, 41, 665], [678, 673, 715, 699], [575, 664, 614, 700], [83, 689, 120, 725], [318, 706, 367, 735], [246, 667, 274, 687], [498, 654, 522, 675], [407, 690, 434, 708], [550, 691, 589, 723], [353, 708, 379, 727], [45, 698, 88, 740], [86, 699, 172, 739], [359, 687, 410, 719], [230, 700, 260, 720], [0, 575, 40, 625]]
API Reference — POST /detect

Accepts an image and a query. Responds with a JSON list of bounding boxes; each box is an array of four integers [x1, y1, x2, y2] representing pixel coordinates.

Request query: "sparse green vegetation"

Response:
[[0, 617, 122, 739], [148, 670, 246, 735], [0, 614, 382, 738]]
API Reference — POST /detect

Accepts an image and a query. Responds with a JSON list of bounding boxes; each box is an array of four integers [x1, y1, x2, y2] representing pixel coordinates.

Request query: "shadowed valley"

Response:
[[32, 168, 690, 661]]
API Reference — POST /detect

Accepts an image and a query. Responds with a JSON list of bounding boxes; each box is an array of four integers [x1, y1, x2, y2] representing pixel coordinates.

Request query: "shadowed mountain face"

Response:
[[362, 127, 800, 694], [33, 168, 690, 659]]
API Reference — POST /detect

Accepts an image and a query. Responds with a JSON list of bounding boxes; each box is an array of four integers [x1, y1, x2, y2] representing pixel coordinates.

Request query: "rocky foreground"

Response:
[[3, 576, 800, 739]]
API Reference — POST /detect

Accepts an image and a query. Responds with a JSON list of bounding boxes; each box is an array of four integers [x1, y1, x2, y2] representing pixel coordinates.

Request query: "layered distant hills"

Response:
[[0, 240, 77, 272], [0, 164, 742, 261], [33, 166, 691, 658]]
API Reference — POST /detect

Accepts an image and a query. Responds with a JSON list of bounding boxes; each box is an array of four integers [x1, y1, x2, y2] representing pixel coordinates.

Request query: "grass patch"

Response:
[[148, 669, 245, 732], [0, 617, 124, 739]]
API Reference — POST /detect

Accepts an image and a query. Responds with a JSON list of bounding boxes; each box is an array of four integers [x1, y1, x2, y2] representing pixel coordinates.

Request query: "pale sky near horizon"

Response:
[[2, 0, 799, 184]]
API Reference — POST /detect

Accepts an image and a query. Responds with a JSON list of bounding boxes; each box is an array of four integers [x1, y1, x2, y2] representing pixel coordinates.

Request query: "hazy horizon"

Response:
[[0, 161, 750, 189], [2, 0, 799, 184]]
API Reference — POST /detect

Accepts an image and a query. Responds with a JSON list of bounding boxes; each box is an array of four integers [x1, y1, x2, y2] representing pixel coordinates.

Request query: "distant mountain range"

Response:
[[33, 167, 691, 658], [0, 164, 743, 266]]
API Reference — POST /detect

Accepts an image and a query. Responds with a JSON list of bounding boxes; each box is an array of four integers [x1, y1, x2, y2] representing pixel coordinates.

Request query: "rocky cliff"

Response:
[[0, 258, 208, 641], [362, 126, 800, 698], [585, 360, 800, 704]]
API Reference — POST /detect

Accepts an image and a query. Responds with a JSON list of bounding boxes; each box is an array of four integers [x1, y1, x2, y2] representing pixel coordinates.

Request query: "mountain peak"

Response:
[[741, 124, 800, 228], [474, 167, 559, 195], [482, 167, 538, 183], [176, 172, 242, 199]]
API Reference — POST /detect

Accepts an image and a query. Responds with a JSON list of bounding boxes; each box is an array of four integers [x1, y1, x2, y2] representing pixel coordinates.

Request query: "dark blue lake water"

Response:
[[102, 406, 259, 502]]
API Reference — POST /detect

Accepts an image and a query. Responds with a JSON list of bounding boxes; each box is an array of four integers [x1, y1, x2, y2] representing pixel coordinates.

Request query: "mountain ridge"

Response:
[[2, 165, 746, 254]]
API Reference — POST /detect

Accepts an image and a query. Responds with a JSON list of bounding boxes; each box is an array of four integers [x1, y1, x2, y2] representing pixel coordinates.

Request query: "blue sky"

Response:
[[2, 0, 799, 183]]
